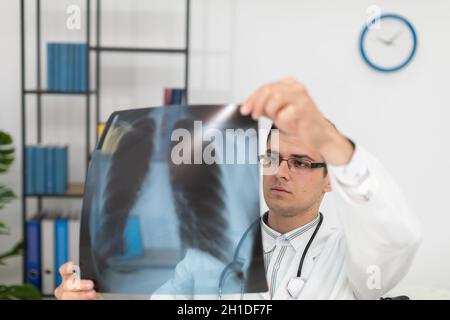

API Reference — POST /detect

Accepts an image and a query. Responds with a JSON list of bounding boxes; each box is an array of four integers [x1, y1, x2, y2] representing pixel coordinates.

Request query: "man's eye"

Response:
[[292, 159, 310, 168], [261, 155, 275, 165]]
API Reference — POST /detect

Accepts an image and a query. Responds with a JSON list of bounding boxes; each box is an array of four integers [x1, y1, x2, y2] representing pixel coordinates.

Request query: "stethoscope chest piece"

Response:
[[287, 277, 305, 299]]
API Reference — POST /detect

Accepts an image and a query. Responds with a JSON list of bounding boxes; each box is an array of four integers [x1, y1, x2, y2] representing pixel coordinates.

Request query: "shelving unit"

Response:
[[20, 0, 190, 294], [25, 183, 85, 198]]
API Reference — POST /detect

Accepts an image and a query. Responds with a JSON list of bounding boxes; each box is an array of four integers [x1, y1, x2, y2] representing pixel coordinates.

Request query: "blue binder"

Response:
[[62, 146, 68, 192], [80, 44, 87, 91], [25, 146, 35, 194], [54, 146, 68, 194], [34, 146, 46, 194], [171, 88, 186, 104], [26, 219, 41, 290], [74, 44, 79, 91], [67, 43, 73, 91], [55, 218, 68, 287], [55, 43, 61, 91], [61, 44, 68, 91], [45, 147, 55, 194], [47, 43, 54, 90]]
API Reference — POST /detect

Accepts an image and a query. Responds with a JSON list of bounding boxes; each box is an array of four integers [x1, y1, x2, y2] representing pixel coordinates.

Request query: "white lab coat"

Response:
[[150, 144, 422, 300]]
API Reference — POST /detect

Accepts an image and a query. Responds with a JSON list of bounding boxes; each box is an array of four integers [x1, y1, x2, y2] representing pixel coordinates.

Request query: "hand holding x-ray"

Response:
[[240, 78, 354, 166]]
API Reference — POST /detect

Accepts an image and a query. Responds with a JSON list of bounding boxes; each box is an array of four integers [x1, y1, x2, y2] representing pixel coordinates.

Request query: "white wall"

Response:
[[1, 0, 449, 292]]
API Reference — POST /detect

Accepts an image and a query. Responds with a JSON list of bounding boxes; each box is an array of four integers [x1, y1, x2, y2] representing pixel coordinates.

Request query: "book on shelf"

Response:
[[47, 42, 87, 92], [163, 88, 186, 105], [26, 211, 81, 294], [97, 123, 106, 140], [25, 145, 68, 195]]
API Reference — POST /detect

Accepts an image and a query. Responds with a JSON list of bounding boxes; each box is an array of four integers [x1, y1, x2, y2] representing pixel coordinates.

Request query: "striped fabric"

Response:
[[261, 211, 321, 298]]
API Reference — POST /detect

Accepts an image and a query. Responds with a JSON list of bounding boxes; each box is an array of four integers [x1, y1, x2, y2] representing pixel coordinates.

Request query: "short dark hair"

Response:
[[266, 123, 278, 143], [266, 123, 328, 176]]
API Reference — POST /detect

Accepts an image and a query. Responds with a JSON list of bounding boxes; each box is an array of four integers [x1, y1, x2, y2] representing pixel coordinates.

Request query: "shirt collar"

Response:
[[261, 211, 321, 253]]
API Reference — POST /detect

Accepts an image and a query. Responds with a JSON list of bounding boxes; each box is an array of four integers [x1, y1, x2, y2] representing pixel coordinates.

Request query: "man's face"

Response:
[[262, 132, 332, 218]]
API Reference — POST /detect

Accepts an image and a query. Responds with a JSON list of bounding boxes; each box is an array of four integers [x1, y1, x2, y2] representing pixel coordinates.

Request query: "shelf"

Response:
[[20, 0, 190, 291], [24, 90, 97, 95], [89, 46, 187, 54], [25, 183, 84, 198]]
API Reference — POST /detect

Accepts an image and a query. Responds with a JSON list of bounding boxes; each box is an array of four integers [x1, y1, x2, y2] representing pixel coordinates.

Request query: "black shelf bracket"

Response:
[[24, 90, 97, 95], [89, 46, 188, 54]]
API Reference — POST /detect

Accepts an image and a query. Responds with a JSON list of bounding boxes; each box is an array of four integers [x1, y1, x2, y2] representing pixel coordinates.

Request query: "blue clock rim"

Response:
[[359, 13, 418, 72]]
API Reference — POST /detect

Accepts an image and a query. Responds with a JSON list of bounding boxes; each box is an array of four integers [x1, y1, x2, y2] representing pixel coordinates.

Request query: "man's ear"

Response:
[[323, 174, 332, 193]]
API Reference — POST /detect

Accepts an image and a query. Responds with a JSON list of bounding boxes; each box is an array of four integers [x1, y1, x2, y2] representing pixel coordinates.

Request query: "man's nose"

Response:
[[275, 160, 290, 180]]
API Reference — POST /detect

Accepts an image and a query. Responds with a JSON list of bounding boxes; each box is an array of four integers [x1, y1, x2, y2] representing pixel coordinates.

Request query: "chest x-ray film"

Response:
[[80, 104, 268, 297]]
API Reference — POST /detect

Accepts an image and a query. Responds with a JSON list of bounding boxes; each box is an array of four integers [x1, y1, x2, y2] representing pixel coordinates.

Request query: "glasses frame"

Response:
[[259, 153, 327, 172]]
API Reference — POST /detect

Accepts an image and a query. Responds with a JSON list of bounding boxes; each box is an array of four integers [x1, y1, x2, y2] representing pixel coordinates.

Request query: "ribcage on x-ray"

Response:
[[95, 115, 231, 269], [95, 117, 156, 269], [169, 119, 231, 264]]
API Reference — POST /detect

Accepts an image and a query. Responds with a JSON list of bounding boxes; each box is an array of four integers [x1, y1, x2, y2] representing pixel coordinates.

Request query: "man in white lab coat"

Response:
[[55, 78, 422, 300]]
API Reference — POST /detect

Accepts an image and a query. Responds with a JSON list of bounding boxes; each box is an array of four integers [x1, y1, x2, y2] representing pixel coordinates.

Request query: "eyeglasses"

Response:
[[259, 153, 327, 173]]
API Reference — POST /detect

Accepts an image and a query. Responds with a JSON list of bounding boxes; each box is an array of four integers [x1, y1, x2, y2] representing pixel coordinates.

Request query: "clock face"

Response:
[[360, 14, 417, 72]]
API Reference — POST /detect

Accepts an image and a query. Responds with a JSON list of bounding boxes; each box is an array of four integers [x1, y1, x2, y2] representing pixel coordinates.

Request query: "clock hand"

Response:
[[376, 36, 390, 45], [386, 31, 402, 46]]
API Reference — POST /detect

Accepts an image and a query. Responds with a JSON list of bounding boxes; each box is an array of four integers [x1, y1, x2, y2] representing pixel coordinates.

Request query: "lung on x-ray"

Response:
[[79, 104, 268, 297]]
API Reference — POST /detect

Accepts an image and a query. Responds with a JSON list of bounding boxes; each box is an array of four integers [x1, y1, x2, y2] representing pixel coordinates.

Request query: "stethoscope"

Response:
[[218, 212, 323, 300]]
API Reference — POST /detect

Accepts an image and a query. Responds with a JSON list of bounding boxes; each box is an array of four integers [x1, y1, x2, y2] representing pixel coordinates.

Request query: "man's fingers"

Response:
[[240, 80, 304, 120], [264, 94, 288, 119], [274, 104, 299, 130], [240, 80, 279, 116], [241, 88, 278, 119], [240, 97, 252, 116], [57, 289, 97, 300], [250, 86, 273, 119], [54, 279, 96, 300], [59, 261, 76, 280], [63, 279, 95, 292]]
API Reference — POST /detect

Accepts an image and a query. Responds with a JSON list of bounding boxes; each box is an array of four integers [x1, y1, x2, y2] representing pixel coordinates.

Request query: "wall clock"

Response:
[[360, 13, 417, 72]]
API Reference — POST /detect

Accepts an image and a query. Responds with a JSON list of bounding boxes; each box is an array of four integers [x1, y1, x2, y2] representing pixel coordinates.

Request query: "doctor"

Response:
[[55, 78, 422, 300]]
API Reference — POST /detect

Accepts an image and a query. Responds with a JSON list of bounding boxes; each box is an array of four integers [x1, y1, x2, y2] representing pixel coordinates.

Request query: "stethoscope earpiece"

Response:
[[286, 213, 323, 299], [287, 277, 305, 299]]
